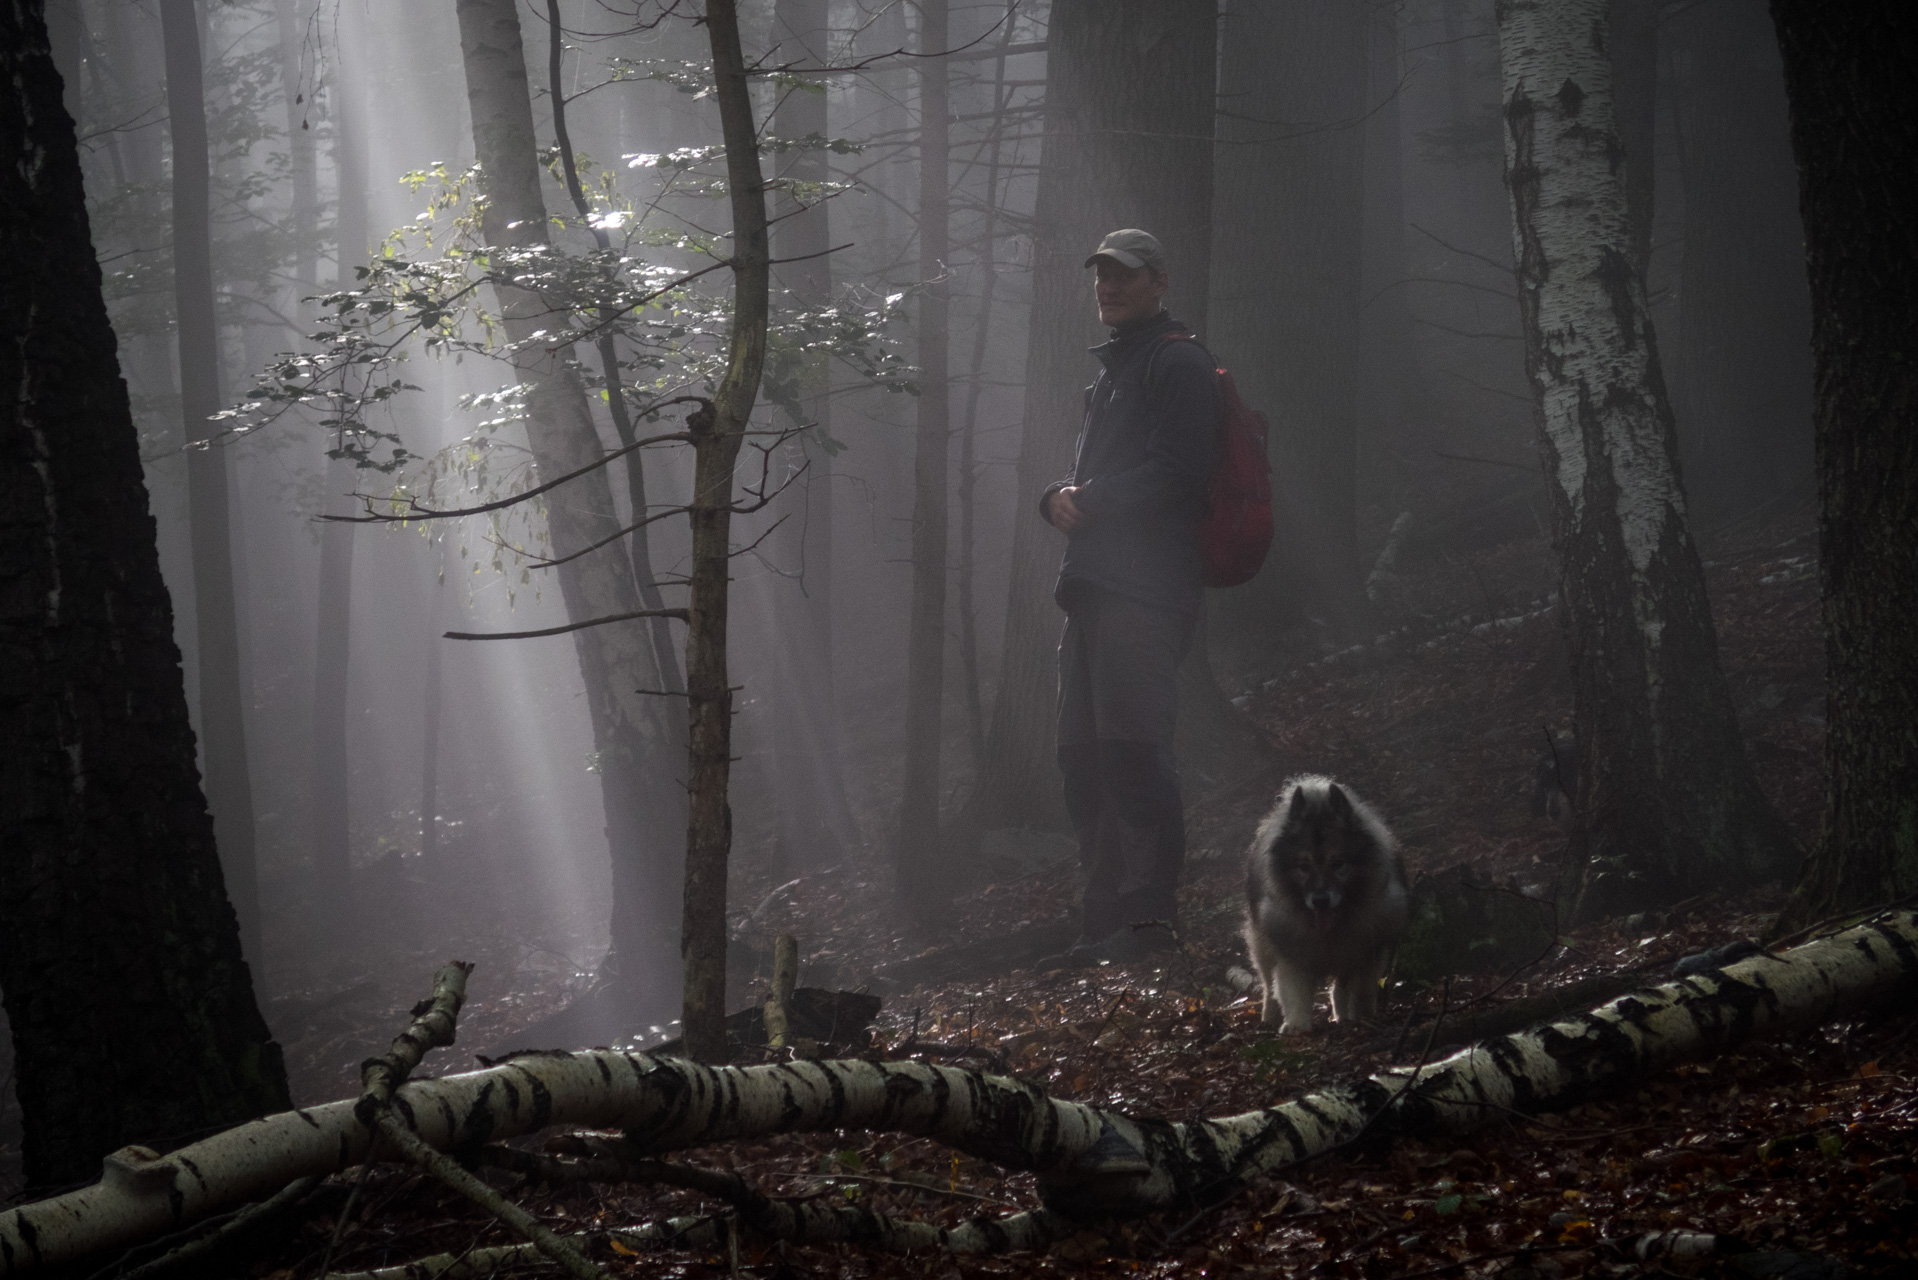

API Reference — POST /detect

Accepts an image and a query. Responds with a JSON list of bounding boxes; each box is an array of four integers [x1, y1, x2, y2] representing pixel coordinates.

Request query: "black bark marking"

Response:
[[166, 1186, 183, 1226], [459, 1081, 499, 1153], [1554, 76, 1585, 118], [435, 1094, 458, 1136], [773, 1064, 806, 1130], [295, 1107, 321, 1129], [498, 1073, 522, 1118], [393, 1095, 419, 1130], [1242, 1106, 1309, 1165], [337, 1132, 352, 1169], [1866, 917, 1918, 974], [175, 1155, 208, 1192], [511, 1065, 554, 1131], [1594, 245, 1638, 350], [594, 1056, 613, 1085], [12, 1212, 38, 1270], [820, 1062, 851, 1129]]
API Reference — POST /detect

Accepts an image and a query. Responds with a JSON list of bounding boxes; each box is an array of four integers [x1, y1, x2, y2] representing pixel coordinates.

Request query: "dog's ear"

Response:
[[1285, 785, 1310, 824], [1325, 783, 1354, 822]]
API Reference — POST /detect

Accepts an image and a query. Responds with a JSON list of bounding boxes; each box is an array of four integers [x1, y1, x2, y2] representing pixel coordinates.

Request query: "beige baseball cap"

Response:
[[1084, 228, 1167, 274]]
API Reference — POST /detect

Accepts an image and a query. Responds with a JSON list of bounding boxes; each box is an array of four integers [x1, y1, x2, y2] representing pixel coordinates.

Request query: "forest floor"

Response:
[[10, 504, 1914, 1279]]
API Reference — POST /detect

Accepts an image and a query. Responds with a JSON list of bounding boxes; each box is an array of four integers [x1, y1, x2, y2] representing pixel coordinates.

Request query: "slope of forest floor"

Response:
[[12, 506, 1911, 1279]]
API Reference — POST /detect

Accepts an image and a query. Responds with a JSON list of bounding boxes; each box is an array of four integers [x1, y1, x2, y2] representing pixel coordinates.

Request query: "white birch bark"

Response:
[[5, 912, 1914, 1273], [1496, 0, 1795, 895]]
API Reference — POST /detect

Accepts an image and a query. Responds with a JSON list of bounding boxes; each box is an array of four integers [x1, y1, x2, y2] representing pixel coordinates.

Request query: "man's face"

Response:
[[1094, 258, 1168, 328]]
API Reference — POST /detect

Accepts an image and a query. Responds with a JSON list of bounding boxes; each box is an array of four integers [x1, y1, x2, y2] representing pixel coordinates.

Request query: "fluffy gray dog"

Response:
[[1243, 776, 1409, 1034]]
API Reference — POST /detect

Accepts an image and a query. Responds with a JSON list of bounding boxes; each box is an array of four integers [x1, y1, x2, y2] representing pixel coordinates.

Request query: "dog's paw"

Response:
[[1278, 1020, 1314, 1036]]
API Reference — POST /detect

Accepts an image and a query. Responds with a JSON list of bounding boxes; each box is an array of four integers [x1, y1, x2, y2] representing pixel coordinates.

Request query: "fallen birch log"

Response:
[[4, 911, 1914, 1274]]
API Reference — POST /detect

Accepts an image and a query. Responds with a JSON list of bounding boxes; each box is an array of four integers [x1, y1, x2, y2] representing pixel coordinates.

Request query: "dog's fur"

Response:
[[1243, 776, 1409, 1034]]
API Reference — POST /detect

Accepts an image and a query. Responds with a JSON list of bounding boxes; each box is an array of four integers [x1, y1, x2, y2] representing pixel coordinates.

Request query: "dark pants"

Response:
[[1056, 585, 1194, 942]]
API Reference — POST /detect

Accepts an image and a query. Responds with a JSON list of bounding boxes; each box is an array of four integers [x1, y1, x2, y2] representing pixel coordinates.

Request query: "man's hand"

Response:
[[1047, 485, 1088, 533]]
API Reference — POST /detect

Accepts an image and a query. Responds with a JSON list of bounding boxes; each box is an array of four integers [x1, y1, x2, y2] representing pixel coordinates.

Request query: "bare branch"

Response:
[[445, 608, 689, 642]]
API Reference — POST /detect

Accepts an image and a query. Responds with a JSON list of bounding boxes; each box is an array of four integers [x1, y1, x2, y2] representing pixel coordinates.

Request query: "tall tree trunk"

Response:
[[544, 0, 683, 702], [897, 0, 951, 912], [419, 540, 446, 866], [764, 0, 855, 871], [1496, 0, 1799, 908], [43, 0, 79, 118], [0, 0, 289, 1191], [452, 0, 683, 1007], [273, 0, 317, 298], [955, 20, 1019, 785], [1667, 0, 1814, 517], [310, 0, 367, 918], [1767, 2, 1918, 929], [1359, 0, 1426, 439], [160, 0, 262, 966], [961, 0, 1217, 838], [679, 0, 771, 1063], [1212, 0, 1368, 636]]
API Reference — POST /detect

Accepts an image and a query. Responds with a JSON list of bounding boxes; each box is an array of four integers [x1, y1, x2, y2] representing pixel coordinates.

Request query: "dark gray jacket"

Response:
[[1042, 310, 1222, 616]]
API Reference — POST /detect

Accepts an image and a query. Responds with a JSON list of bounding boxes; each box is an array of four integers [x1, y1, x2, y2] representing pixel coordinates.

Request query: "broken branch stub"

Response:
[[5, 913, 1915, 1273]]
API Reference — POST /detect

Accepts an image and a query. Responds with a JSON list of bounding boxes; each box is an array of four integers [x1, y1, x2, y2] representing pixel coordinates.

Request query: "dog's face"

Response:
[[1268, 784, 1370, 931]]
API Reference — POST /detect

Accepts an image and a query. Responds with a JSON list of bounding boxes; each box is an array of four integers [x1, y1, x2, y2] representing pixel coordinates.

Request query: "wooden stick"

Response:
[[763, 935, 799, 1051]]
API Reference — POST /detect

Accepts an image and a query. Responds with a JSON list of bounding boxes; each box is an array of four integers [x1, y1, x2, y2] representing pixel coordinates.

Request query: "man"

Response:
[[1042, 229, 1222, 962]]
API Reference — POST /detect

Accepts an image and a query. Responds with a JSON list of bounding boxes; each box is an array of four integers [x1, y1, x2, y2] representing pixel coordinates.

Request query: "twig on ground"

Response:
[[763, 934, 799, 1051]]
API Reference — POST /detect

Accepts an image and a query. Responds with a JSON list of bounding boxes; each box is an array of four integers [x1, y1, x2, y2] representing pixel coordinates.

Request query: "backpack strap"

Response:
[[1140, 330, 1214, 409]]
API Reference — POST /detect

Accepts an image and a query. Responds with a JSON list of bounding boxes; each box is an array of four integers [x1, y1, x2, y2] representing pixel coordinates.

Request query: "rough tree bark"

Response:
[[1212, 0, 1368, 635], [1767, 2, 1918, 928], [897, 0, 951, 912], [159, 0, 263, 967], [1495, 0, 1799, 906], [452, 0, 684, 1006], [678, 0, 771, 1063], [962, 0, 1218, 838], [7, 911, 1913, 1271], [310, 0, 367, 917], [0, 0, 288, 1192], [1668, 0, 1813, 517]]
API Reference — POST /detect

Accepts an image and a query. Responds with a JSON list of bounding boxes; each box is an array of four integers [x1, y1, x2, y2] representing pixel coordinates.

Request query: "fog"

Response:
[[5, 0, 1811, 1112]]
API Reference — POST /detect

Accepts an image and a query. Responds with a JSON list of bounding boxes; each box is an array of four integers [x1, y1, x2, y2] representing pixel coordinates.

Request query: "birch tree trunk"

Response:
[[160, 0, 263, 968], [961, 0, 1217, 839], [678, 0, 771, 1063], [1766, 1, 1918, 928], [310, 0, 367, 918], [451, 0, 683, 1003], [897, 0, 951, 913], [8, 910, 1914, 1271], [1496, 0, 1798, 906], [0, 0, 289, 1191]]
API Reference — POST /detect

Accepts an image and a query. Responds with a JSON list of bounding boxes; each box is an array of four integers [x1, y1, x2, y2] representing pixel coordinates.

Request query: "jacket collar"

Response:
[[1090, 309, 1185, 372]]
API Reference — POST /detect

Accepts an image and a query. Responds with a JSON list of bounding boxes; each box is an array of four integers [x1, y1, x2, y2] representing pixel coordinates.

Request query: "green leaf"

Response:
[[1433, 1194, 1463, 1216]]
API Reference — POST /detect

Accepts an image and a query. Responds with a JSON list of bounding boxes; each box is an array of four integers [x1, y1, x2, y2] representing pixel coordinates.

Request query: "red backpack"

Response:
[[1155, 334, 1273, 588]]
